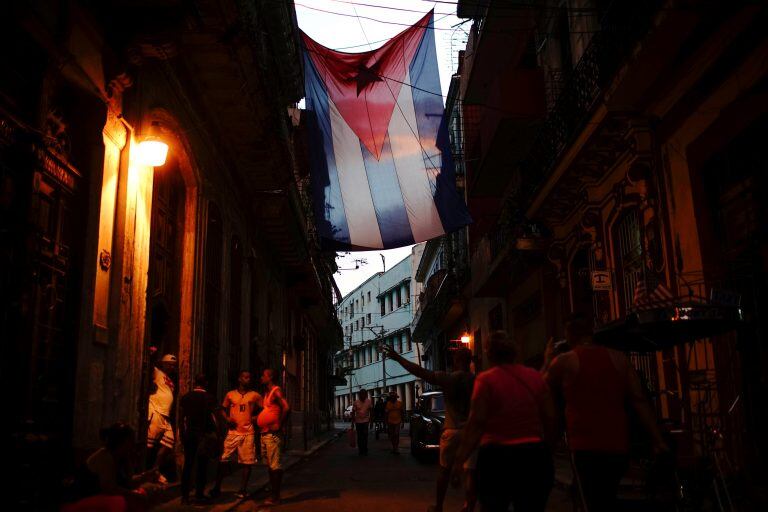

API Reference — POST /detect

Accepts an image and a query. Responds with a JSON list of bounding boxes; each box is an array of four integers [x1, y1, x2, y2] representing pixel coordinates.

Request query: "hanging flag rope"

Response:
[[302, 10, 472, 250]]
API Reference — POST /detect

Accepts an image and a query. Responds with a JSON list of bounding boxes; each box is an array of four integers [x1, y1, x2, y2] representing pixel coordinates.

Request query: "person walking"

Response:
[[210, 371, 261, 500], [352, 389, 373, 455], [543, 314, 668, 512], [453, 331, 557, 512], [178, 373, 221, 505], [146, 353, 178, 482], [384, 390, 404, 454], [256, 368, 290, 506], [383, 345, 477, 512], [373, 397, 386, 439]]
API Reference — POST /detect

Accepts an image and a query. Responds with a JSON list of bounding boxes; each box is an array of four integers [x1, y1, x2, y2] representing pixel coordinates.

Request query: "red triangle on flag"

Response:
[[302, 12, 431, 160]]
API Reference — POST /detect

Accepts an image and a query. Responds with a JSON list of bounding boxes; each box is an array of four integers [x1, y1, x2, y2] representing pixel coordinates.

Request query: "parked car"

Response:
[[343, 404, 354, 421], [409, 391, 445, 458]]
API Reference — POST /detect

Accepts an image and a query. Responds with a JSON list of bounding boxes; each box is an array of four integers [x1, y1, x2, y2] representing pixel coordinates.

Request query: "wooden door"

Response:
[[145, 159, 185, 358]]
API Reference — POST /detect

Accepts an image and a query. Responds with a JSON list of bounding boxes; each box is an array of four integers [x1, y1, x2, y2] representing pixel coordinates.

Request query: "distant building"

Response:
[[334, 245, 424, 417]]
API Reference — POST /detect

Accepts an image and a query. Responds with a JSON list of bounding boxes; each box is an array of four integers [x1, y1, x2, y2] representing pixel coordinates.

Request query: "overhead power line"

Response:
[[322, 0, 456, 17], [295, 3, 458, 30]]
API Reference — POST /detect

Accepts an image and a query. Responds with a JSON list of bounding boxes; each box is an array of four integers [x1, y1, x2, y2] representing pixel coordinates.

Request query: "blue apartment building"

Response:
[[334, 245, 424, 418]]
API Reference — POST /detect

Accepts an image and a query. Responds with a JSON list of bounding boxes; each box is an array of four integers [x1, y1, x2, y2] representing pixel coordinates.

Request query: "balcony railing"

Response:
[[516, 0, 662, 201]]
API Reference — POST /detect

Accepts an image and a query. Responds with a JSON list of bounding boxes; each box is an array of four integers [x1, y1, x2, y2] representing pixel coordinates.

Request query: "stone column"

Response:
[[404, 381, 413, 414]]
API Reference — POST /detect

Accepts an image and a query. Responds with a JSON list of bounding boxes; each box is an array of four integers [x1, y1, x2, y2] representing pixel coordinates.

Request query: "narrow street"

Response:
[[187, 427, 571, 512], [7, 1, 768, 510]]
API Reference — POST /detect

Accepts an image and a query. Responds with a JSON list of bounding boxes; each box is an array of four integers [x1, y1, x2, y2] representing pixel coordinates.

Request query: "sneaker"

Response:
[[157, 474, 169, 485], [263, 497, 280, 506], [235, 489, 249, 499]]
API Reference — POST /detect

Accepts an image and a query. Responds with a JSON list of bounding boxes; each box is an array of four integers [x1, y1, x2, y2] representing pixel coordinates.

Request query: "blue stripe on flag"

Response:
[[303, 53, 351, 246], [409, 15, 473, 234], [360, 137, 415, 248]]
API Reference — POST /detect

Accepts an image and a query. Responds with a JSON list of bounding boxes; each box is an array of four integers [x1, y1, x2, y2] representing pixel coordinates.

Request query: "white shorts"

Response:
[[439, 428, 477, 470], [261, 433, 283, 471], [147, 413, 175, 449], [220, 432, 257, 466]]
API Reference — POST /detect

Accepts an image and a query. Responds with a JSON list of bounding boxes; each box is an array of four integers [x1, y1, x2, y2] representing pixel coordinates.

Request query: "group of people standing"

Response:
[[66, 358, 290, 511], [177, 368, 289, 506], [351, 390, 405, 456], [375, 314, 667, 512]]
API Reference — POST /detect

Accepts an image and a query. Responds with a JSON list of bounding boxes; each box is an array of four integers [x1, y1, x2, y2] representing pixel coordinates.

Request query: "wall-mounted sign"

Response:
[[591, 270, 612, 291]]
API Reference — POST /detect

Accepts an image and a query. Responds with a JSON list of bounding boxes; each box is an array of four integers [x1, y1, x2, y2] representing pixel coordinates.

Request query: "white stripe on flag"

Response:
[[388, 69, 445, 243], [329, 99, 384, 249]]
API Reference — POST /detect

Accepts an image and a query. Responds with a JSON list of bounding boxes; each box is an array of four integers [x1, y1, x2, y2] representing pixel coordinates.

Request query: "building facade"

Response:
[[334, 246, 424, 417], [431, 0, 768, 504], [2, 1, 341, 508], [412, 64, 473, 374]]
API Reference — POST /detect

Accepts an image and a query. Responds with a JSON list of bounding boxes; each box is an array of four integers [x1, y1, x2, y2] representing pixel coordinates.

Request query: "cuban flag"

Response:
[[302, 11, 472, 250]]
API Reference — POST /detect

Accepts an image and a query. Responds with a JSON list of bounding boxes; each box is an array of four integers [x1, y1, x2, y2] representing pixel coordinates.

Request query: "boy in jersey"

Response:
[[146, 353, 178, 482], [256, 369, 289, 506], [210, 371, 261, 500]]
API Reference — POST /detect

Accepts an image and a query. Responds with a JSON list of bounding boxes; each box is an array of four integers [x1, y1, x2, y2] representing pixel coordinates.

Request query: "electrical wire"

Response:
[[303, 44, 542, 116], [296, 3, 460, 30], [322, 0, 456, 17]]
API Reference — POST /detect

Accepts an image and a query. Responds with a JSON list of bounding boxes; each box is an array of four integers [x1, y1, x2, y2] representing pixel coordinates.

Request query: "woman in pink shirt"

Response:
[[453, 331, 557, 512]]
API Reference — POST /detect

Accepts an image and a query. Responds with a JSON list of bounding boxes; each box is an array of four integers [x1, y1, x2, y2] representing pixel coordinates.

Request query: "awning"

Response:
[[594, 303, 745, 353]]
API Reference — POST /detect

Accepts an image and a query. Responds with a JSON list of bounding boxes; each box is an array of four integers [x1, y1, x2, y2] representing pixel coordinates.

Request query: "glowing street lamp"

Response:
[[460, 334, 471, 345], [136, 120, 168, 167]]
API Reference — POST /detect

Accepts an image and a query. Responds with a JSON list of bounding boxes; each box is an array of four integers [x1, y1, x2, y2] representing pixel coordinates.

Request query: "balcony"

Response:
[[412, 235, 470, 341], [459, 3, 546, 199], [470, 220, 550, 298], [515, 0, 663, 203]]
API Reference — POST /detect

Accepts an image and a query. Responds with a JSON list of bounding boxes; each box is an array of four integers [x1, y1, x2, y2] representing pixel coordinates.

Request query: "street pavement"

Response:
[[163, 424, 574, 512]]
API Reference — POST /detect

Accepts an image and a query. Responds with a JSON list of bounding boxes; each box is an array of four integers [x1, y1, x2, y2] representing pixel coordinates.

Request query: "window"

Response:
[[397, 333, 403, 352], [396, 288, 402, 308], [405, 330, 412, 352], [404, 282, 410, 304], [380, 298, 385, 315], [367, 313, 371, 325], [387, 293, 393, 313], [367, 291, 371, 302], [614, 209, 644, 313]]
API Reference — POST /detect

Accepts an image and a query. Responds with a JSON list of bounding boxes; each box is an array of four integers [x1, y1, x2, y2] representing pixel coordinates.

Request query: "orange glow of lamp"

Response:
[[136, 121, 168, 167], [460, 334, 471, 345]]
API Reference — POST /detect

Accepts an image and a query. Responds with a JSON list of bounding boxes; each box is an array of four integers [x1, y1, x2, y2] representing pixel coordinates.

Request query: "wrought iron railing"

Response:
[[516, 0, 662, 201], [488, 222, 509, 263]]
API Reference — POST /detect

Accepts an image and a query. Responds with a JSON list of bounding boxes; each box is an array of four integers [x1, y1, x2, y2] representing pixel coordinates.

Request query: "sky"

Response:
[[295, 0, 466, 298]]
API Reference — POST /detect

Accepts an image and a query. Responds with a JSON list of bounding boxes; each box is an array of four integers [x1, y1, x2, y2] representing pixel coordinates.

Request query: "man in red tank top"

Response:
[[543, 314, 667, 512]]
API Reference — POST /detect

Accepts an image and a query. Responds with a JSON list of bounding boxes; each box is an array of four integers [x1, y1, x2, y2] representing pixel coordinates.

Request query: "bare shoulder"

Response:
[[553, 351, 578, 368]]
